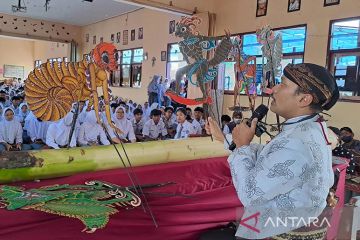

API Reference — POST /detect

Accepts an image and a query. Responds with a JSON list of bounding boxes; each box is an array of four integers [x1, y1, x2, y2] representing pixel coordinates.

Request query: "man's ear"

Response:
[[298, 93, 314, 107]]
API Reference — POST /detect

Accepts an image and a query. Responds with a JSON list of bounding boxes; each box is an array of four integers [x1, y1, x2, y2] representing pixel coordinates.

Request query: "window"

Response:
[[34, 60, 42, 68], [328, 18, 360, 97], [221, 25, 306, 94], [166, 43, 188, 97], [110, 48, 143, 88], [166, 43, 187, 80]]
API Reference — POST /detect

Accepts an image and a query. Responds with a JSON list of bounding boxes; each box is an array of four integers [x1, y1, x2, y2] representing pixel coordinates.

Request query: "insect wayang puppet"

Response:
[[25, 42, 119, 131]]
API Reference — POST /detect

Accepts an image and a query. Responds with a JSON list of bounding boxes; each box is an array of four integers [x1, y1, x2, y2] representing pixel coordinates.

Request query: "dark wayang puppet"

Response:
[[166, 16, 233, 105]]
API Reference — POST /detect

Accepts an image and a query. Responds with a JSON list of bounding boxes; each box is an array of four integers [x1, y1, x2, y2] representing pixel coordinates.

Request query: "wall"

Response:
[[33, 41, 70, 63], [0, 36, 70, 81], [80, 0, 360, 136], [120, 0, 216, 14], [0, 12, 81, 43], [1, 0, 356, 135], [81, 8, 209, 103], [214, 0, 359, 65], [0, 37, 34, 80], [215, 0, 360, 137]]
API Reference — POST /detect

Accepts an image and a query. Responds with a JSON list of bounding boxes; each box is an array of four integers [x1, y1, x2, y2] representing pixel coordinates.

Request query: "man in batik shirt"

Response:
[[208, 63, 339, 239]]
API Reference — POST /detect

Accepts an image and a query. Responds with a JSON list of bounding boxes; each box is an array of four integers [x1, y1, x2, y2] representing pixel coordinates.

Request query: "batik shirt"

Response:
[[225, 115, 334, 239]]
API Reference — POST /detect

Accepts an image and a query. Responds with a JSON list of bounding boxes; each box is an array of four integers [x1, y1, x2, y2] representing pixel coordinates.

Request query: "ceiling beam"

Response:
[[113, 0, 193, 16]]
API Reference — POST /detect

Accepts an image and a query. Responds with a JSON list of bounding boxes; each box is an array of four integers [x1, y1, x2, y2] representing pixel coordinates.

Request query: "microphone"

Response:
[[228, 104, 269, 151]]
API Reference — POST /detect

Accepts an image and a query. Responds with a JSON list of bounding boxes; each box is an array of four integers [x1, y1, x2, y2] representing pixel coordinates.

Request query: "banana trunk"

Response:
[[0, 137, 229, 183]]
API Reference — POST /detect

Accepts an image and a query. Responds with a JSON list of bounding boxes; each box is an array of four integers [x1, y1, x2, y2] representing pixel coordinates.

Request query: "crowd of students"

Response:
[[0, 81, 208, 153]]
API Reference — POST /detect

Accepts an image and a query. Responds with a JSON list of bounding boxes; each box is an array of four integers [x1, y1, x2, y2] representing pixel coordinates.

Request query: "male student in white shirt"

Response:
[[143, 109, 167, 141]]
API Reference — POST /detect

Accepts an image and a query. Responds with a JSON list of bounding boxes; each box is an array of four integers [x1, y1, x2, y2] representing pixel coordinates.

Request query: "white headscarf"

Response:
[[53, 111, 79, 146], [16, 102, 29, 123], [24, 111, 35, 131], [79, 110, 103, 142], [111, 106, 133, 140], [86, 110, 99, 125], [112, 106, 127, 127], [25, 111, 50, 142], [0, 107, 22, 144]]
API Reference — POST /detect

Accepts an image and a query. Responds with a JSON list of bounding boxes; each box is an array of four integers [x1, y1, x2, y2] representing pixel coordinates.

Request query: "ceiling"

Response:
[[0, 0, 141, 26]]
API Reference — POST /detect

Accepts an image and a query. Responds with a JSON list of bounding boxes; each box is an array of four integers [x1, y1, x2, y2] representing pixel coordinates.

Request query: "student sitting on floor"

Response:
[[77, 110, 110, 146], [186, 114, 203, 135], [162, 106, 177, 138], [132, 108, 145, 142], [194, 106, 206, 130], [109, 106, 136, 143], [0, 108, 31, 152], [142, 109, 167, 141], [25, 112, 51, 150], [174, 108, 196, 139], [45, 111, 79, 149]]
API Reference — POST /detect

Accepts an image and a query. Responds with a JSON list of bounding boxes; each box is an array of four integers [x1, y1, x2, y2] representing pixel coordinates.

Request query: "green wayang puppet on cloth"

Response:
[[0, 181, 141, 233]]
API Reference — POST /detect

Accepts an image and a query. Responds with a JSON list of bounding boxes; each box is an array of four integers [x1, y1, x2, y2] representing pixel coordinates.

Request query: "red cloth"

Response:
[[0, 157, 242, 240], [326, 162, 348, 240], [0, 157, 347, 240]]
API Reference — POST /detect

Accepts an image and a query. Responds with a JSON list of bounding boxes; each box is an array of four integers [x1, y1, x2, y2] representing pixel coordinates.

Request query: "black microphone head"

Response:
[[253, 104, 268, 121]]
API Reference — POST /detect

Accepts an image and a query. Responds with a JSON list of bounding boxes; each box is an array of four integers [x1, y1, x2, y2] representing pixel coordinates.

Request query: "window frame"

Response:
[[166, 42, 187, 79], [165, 42, 189, 98], [34, 60, 42, 68], [110, 47, 143, 88], [326, 16, 360, 102], [221, 24, 307, 95]]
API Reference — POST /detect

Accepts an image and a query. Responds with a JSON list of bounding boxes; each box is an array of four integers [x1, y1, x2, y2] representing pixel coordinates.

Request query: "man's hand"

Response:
[[232, 118, 257, 148], [206, 117, 225, 142]]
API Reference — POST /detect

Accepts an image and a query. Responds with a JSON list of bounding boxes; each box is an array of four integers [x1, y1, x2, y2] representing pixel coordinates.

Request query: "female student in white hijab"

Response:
[[16, 102, 32, 143], [16, 103, 29, 126], [108, 106, 136, 143], [0, 107, 32, 152], [45, 108, 79, 149], [124, 104, 134, 121], [78, 110, 110, 146], [25, 111, 51, 150]]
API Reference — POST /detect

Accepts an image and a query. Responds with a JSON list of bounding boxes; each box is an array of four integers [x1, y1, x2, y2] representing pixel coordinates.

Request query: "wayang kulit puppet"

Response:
[[0, 181, 141, 233], [25, 42, 119, 131], [256, 25, 282, 93], [229, 36, 257, 112], [165, 16, 233, 106]]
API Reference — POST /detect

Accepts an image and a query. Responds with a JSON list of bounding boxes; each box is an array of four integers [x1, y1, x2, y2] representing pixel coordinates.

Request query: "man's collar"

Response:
[[282, 114, 319, 131]]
